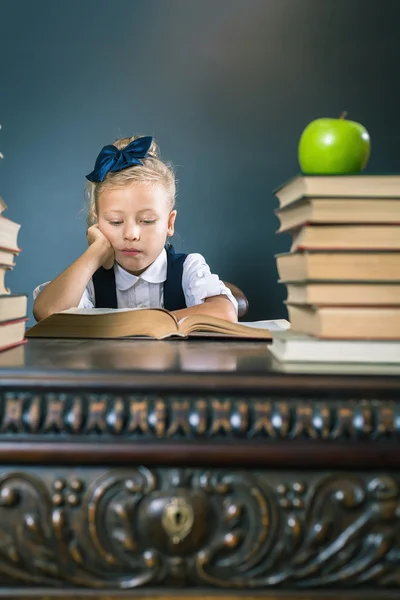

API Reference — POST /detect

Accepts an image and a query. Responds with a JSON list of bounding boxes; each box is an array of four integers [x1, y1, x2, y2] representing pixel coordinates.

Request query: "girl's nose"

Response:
[[123, 224, 140, 241]]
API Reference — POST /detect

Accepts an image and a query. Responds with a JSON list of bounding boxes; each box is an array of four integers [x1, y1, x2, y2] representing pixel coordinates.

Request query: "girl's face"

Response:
[[96, 183, 176, 275]]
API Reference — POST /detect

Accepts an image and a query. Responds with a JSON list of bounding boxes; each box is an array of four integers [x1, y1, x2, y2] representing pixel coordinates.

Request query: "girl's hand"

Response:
[[87, 224, 114, 270]]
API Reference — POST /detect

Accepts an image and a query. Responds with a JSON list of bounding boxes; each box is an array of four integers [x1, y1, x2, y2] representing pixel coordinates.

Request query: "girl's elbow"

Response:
[[33, 300, 52, 322], [204, 296, 237, 322], [223, 298, 238, 323], [32, 306, 44, 322]]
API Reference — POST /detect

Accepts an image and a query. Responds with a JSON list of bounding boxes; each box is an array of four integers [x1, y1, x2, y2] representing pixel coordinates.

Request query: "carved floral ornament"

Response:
[[0, 467, 397, 589], [0, 393, 399, 440]]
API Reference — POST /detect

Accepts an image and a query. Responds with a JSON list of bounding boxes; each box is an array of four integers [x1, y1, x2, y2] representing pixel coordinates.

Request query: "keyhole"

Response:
[[175, 511, 182, 525]]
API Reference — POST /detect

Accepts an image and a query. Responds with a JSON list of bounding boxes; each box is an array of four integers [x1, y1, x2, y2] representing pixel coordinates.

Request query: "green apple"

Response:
[[298, 113, 371, 174]]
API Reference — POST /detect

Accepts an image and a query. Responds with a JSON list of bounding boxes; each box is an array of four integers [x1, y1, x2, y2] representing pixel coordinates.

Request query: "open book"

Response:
[[26, 307, 290, 340]]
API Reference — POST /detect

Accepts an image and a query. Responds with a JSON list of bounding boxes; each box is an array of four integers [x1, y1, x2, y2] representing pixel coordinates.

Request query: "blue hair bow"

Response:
[[86, 136, 153, 183]]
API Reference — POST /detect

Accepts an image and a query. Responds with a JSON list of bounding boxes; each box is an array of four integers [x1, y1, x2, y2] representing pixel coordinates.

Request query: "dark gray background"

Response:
[[1, 0, 399, 324]]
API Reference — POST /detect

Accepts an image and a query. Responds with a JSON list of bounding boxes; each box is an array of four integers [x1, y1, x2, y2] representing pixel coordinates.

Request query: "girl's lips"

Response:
[[121, 249, 141, 256]]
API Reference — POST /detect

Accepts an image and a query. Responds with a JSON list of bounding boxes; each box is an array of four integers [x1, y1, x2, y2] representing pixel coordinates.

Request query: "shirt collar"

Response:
[[114, 248, 167, 291]]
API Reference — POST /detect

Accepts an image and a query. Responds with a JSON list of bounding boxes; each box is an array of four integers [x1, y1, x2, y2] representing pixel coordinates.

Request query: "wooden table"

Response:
[[0, 337, 399, 600]]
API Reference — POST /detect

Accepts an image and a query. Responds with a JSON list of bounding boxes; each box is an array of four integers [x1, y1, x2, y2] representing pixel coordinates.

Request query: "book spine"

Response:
[[0, 317, 28, 327], [0, 339, 27, 353]]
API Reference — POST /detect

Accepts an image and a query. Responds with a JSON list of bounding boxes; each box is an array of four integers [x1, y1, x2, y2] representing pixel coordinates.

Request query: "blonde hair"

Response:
[[86, 135, 176, 227]]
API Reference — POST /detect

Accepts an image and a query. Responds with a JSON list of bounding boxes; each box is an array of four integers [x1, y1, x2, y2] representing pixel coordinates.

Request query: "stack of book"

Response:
[[270, 173, 400, 365], [0, 163, 27, 352]]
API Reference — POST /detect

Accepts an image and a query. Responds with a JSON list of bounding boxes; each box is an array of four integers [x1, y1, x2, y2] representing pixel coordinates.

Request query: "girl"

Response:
[[33, 135, 238, 323]]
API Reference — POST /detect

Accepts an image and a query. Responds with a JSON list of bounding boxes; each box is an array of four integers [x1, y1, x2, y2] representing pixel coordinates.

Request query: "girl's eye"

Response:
[[109, 221, 123, 226], [141, 220, 156, 225]]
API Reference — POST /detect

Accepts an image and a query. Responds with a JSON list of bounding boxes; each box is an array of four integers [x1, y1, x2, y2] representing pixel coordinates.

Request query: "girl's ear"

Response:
[[167, 210, 177, 237], [90, 209, 98, 224]]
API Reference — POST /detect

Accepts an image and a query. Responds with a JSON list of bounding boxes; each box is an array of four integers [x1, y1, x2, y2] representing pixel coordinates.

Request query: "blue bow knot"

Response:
[[86, 136, 153, 183]]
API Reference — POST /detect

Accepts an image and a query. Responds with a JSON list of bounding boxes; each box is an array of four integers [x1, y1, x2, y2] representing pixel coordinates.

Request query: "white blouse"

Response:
[[33, 248, 238, 315]]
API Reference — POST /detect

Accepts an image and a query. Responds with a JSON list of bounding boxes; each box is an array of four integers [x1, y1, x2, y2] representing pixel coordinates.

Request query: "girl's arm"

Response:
[[175, 253, 239, 323], [33, 227, 113, 322], [172, 295, 238, 322]]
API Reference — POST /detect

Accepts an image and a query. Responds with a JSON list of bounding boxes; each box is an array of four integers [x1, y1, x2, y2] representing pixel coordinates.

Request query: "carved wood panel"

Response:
[[0, 392, 399, 441], [0, 467, 396, 590]]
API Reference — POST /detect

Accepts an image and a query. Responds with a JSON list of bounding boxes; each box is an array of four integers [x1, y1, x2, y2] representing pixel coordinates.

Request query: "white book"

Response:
[[269, 330, 400, 364], [270, 356, 400, 375]]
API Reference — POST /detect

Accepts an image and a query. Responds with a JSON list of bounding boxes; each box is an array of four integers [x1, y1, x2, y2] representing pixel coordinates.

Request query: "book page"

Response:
[[177, 317, 290, 330], [240, 319, 291, 331]]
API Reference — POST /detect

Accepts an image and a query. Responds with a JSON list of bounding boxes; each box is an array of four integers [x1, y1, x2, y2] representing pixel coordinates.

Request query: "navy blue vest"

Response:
[[92, 244, 188, 311]]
